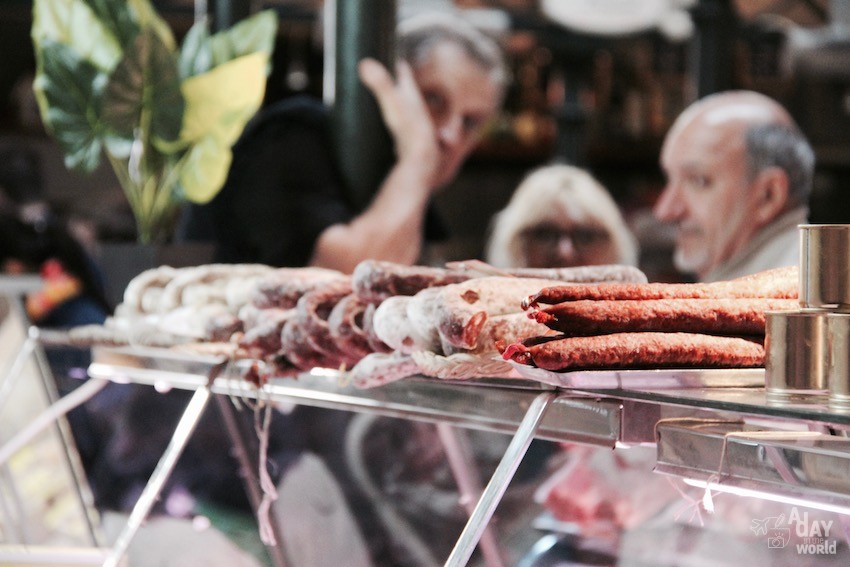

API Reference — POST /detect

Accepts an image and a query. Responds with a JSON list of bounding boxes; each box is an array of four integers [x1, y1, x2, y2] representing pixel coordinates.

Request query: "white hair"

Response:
[[485, 164, 639, 268], [396, 11, 508, 99]]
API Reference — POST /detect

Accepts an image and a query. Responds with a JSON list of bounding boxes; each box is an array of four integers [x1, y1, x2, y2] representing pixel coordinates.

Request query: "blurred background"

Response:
[[1, 0, 848, 271]]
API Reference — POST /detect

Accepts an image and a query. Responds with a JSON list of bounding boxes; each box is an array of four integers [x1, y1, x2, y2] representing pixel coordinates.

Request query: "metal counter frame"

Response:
[[85, 346, 643, 567], [9, 336, 850, 566], [83, 346, 850, 566]]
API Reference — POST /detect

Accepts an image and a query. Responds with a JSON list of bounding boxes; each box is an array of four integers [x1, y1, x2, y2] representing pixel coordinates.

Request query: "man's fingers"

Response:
[[358, 58, 394, 100], [394, 61, 415, 89], [357, 57, 436, 166], [358, 58, 402, 126]]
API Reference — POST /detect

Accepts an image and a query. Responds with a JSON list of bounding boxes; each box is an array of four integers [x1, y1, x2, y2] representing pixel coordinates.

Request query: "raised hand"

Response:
[[358, 58, 440, 189]]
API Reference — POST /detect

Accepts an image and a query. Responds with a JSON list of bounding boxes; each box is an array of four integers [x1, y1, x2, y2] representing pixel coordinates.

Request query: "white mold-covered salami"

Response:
[[424, 277, 567, 350], [346, 352, 421, 388], [156, 264, 272, 313], [442, 312, 558, 355], [327, 294, 375, 361], [251, 267, 347, 309], [351, 260, 470, 303], [371, 295, 440, 353], [122, 266, 178, 314]]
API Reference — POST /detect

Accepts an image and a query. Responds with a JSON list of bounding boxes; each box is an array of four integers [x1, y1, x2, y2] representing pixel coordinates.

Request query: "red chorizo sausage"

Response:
[[502, 332, 765, 371], [531, 298, 798, 336], [445, 260, 648, 284], [523, 266, 799, 308]]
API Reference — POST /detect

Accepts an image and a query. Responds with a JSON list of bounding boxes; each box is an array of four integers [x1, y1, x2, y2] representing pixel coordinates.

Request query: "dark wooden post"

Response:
[[210, 0, 250, 31], [689, 0, 737, 97], [330, 0, 397, 211]]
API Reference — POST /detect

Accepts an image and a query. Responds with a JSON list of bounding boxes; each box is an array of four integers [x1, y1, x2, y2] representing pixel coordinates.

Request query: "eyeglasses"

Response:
[[520, 225, 611, 248]]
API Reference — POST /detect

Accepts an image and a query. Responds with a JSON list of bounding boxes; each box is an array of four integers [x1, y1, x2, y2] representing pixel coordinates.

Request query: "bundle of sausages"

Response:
[[96, 259, 674, 383], [354, 276, 568, 386], [93, 261, 488, 365], [503, 266, 800, 372], [224, 260, 646, 383], [83, 263, 277, 347]]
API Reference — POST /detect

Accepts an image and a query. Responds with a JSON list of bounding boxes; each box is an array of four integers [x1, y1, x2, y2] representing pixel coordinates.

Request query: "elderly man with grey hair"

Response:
[[653, 90, 815, 282], [183, 13, 507, 274], [175, 12, 509, 567]]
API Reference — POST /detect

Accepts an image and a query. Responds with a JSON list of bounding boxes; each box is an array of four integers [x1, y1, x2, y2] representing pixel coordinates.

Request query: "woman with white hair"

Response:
[[485, 164, 643, 566], [485, 164, 638, 269]]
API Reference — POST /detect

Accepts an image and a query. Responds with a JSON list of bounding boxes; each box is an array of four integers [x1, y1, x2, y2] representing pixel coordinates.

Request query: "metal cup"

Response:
[[827, 312, 850, 412], [765, 310, 829, 404], [800, 224, 850, 311]]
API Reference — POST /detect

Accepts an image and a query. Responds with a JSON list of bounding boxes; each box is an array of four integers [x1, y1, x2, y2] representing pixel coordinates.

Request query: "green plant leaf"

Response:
[[34, 40, 108, 173], [127, 0, 176, 51], [179, 135, 232, 204], [32, 0, 123, 72], [208, 10, 278, 67], [101, 28, 184, 146], [180, 52, 267, 146], [103, 134, 134, 159], [79, 0, 138, 46], [177, 19, 213, 79], [30, 0, 274, 243]]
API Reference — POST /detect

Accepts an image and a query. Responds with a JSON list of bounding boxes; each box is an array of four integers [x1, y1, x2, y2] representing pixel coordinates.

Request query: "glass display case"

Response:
[[73, 345, 850, 566]]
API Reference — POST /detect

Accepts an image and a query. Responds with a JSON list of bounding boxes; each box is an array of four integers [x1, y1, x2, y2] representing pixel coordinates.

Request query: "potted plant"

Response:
[[31, 0, 278, 244]]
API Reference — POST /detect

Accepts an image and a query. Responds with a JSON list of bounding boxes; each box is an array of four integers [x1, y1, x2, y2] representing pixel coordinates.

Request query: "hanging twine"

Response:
[[254, 396, 279, 546], [215, 355, 279, 546]]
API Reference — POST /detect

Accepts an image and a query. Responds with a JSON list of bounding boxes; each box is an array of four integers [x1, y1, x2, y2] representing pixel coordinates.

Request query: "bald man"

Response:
[[653, 90, 815, 282]]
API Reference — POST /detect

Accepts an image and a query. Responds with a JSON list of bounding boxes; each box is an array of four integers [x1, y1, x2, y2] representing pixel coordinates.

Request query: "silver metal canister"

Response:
[[765, 310, 829, 404], [800, 224, 850, 310], [827, 313, 850, 412]]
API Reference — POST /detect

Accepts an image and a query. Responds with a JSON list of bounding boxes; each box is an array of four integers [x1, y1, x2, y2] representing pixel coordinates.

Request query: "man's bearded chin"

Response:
[[673, 245, 711, 278]]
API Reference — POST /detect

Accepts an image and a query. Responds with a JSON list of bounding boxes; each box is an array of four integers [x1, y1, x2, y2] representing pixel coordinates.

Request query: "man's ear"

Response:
[[752, 167, 789, 226]]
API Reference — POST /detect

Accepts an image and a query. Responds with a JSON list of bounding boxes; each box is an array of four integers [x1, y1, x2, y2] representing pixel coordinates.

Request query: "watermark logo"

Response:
[[751, 507, 837, 555]]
